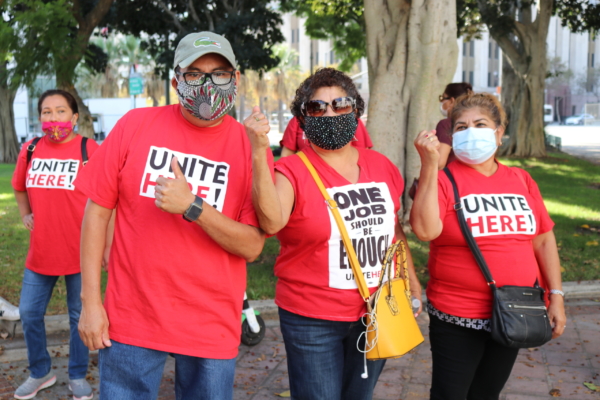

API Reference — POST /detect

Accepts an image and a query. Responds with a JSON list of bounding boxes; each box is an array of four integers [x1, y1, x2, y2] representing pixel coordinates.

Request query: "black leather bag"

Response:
[[443, 167, 553, 349]]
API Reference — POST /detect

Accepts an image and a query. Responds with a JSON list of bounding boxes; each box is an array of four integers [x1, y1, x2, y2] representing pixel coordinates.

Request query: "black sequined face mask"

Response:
[[304, 114, 358, 150]]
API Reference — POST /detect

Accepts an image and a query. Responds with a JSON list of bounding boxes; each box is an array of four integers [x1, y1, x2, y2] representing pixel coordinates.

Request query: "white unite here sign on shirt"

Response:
[[139, 146, 230, 211], [26, 158, 80, 191], [461, 193, 536, 237], [327, 182, 396, 290]]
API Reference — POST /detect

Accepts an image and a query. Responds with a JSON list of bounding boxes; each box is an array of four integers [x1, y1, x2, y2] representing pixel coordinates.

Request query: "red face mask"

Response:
[[42, 121, 73, 142]]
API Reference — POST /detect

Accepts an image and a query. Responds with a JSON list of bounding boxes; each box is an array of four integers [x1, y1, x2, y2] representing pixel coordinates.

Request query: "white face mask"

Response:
[[439, 102, 448, 118], [452, 127, 498, 165]]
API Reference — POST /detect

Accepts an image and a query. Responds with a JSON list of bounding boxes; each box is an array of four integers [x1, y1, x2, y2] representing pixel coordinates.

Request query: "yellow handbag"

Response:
[[297, 151, 424, 361]]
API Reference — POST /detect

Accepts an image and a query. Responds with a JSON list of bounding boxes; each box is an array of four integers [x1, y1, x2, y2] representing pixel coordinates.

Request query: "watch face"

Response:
[[183, 197, 203, 222]]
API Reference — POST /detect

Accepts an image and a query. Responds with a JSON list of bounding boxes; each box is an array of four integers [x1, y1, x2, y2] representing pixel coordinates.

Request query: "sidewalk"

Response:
[[2, 296, 600, 400]]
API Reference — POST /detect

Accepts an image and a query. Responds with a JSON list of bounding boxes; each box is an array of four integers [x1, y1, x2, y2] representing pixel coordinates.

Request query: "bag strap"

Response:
[[26, 136, 90, 166], [297, 151, 371, 301], [442, 167, 497, 289], [26, 137, 42, 165], [81, 137, 89, 165]]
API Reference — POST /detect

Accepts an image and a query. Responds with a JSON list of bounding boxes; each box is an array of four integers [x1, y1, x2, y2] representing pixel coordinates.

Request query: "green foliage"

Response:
[[0, 0, 76, 89], [280, 0, 364, 72], [107, 0, 284, 78], [554, 0, 600, 35]]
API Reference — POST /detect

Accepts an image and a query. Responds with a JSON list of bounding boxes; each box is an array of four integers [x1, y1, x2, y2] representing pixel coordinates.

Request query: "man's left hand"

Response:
[[155, 157, 195, 215]]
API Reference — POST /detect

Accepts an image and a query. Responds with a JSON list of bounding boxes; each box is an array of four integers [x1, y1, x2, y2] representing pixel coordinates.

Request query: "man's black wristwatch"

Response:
[[183, 195, 204, 222]]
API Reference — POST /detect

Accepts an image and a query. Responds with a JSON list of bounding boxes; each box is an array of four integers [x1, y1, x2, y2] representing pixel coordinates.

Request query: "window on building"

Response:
[[592, 53, 595, 68], [489, 43, 492, 59], [495, 44, 499, 59], [470, 41, 475, 57], [330, 51, 334, 65], [291, 29, 295, 43], [316, 51, 319, 65], [469, 71, 474, 85], [463, 42, 467, 56], [462, 70, 466, 82], [488, 72, 492, 87]]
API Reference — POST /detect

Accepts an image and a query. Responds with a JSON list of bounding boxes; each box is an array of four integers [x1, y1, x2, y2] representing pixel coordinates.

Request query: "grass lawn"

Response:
[[1, 151, 599, 314]]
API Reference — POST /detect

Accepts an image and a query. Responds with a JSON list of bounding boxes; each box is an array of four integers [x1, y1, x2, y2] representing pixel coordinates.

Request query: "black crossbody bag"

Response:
[[443, 167, 553, 348]]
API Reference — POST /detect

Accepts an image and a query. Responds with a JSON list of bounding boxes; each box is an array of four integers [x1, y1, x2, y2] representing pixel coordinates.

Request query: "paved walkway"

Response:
[[1, 297, 600, 400]]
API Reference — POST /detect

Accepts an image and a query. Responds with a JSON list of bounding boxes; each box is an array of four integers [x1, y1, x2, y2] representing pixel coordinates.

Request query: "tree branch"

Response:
[[156, 0, 185, 32], [71, 0, 85, 28], [82, 0, 114, 39], [187, 0, 201, 24], [203, 9, 215, 31]]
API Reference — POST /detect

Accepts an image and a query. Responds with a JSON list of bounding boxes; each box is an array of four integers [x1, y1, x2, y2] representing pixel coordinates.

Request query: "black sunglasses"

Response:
[[301, 97, 356, 117]]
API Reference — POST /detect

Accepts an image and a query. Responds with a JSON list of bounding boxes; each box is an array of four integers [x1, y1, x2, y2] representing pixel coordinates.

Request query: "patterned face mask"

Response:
[[304, 114, 358, 150], [42, 121, 73, 142], [176, 78, 237, 121]]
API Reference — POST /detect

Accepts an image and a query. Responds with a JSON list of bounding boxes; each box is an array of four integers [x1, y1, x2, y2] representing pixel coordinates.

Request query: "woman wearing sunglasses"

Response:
[[245, 68, 422, 400]]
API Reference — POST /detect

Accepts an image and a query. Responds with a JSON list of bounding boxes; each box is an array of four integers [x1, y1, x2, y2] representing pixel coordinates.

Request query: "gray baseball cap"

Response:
[[174, 32, 237, 70]]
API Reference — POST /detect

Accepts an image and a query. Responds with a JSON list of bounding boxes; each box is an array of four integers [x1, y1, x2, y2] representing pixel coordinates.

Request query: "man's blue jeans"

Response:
[[19, 268, 89, 379], [99, 340, 236, 400], [278, 307, 386, 400]]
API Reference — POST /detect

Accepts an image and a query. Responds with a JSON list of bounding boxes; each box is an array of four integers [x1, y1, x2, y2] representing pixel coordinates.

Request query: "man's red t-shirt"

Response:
[[281, 116, 373, 151], [75, 105, 270, 359], [12, 135, 99, 276], [427, 160, 555, 319], [274, 146, 403, 321]]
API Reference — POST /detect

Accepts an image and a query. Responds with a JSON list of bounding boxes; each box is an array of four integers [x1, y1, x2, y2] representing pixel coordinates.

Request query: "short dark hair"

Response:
[[37, 89, 79, 116], [290, 68, 365, 129], [444, 82, 472, 99], [451, 92, 508, 131]]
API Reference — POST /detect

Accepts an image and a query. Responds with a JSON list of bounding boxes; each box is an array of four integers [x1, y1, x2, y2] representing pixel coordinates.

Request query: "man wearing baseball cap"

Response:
[[75, 32, 273, 399]]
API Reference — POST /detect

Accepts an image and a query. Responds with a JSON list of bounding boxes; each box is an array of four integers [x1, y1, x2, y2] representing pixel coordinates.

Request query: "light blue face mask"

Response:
[[452, 127, 498, 165]]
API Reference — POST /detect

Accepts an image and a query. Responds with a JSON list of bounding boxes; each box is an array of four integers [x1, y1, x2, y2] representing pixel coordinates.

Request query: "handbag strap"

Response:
[[442, 167, 497, 289], [297, 151, 371, 301]]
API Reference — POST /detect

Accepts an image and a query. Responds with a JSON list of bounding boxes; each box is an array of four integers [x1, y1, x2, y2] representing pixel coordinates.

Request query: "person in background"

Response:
[[11, 89, 100, 400], [280, 114, 373, 157], [75, 31, 270, 400], [246, 67, 422, 400], [436, 82, 473, 169], [411, 92, 566, 400]]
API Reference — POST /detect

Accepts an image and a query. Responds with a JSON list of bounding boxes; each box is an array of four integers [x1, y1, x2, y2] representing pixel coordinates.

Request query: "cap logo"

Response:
[[194, 37, 221, 48]]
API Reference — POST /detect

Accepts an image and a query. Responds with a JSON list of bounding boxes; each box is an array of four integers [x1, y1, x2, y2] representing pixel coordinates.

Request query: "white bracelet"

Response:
[[549, 289, 565, 297]]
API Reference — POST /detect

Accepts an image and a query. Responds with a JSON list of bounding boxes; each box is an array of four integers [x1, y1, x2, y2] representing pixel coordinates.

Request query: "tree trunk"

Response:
[[364, 0, 458, 218], [0, 84, 20, 163], [58, 80, 95, 138], [480, 0, 552, 158], [278, 99, 284, 134], [499, 52, 547, 157]]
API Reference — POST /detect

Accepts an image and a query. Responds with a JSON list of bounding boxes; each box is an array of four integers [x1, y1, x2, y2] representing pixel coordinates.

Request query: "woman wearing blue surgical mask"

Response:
[[410, 92, 566, 400]]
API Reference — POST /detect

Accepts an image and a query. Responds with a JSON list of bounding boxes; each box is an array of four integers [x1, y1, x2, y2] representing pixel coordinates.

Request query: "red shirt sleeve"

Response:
[[436, 118, 452, 146], [11, 141, 31, 192], [356, 120, 373, 148], [73, 117, 128, 209], [281, 117, 300, 152]]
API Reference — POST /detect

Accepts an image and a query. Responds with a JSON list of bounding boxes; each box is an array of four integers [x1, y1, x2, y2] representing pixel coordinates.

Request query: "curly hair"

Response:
[[37, 89, 79, 116], [290, 68, 365, 129], [450, 92, 508, 131]]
